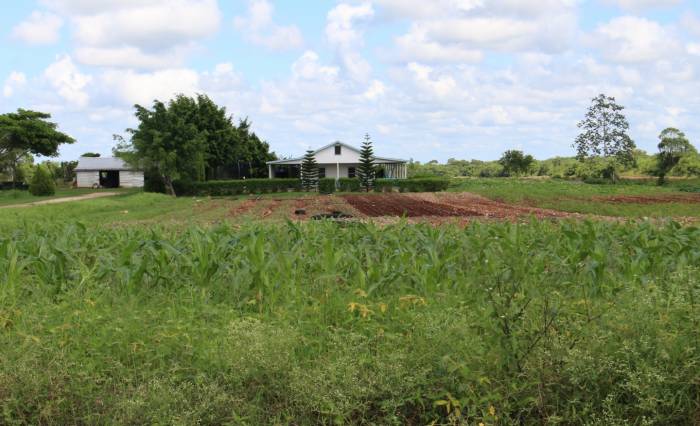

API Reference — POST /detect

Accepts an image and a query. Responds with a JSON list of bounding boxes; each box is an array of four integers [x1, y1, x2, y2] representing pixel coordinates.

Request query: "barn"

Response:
[[75, 157, 144, 188]]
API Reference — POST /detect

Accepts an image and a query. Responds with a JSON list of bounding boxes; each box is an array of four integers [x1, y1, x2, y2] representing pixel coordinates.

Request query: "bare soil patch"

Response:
[[343, 193, 482, 217], [592, 194, 700, 204], [425, 193, 582, 219]]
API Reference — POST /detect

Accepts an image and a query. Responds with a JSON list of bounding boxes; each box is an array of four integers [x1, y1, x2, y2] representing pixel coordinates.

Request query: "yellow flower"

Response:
[[489, 405, 496, 416], [354, 289, 368, 298], [347, 302, 359, 312], [378, 303, 388, 313]]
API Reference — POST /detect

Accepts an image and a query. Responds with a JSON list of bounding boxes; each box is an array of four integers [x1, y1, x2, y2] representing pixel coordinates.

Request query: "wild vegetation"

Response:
[[1, 216, 699, 424]]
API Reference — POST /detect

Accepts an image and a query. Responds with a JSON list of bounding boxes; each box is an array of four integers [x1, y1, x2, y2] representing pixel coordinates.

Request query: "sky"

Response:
[[2, 0, 699, 162]]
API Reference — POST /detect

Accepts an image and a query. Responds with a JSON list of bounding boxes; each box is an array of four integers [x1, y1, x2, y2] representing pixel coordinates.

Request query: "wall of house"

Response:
[[314, 144, 362, 164], [317, 163, 359, 179], [119, 171, 144, 188], [76, 171, 99, 188]]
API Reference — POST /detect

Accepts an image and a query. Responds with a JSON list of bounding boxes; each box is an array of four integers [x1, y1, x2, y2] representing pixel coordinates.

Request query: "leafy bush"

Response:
[[175, 179, 302, 196], [374, 178, 450, 193], [336, 177, 362, 192], [28, 165, 56, 196], [318, 178, 336, 194]]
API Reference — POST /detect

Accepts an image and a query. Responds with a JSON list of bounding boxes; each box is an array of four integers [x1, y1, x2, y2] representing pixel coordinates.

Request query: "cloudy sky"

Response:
[[2, 0, 699, 162]]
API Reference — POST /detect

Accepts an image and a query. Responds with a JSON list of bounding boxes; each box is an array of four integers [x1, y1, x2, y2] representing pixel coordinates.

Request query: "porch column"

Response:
[[336, 162, 340, 180], [268, 164, 273, 179]]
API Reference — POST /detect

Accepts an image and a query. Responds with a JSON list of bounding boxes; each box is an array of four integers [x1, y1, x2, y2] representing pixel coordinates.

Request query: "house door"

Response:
[[99, 171, 120, 188]]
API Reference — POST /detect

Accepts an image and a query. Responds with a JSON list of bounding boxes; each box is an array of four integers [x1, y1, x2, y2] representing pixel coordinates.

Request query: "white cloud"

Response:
[[364, 80, 386, 100], [325, 2, 375, 82], [234, 0, 303, 50], [395, 28, 484, 63], [12, 11, 63, 45], [592, 16, 680, 63], [100, 69, 200, 106], [602, 0, 682, 11], [43, 55, 92, 107], [291, 51, 340, 82], [3, 72, 28, 98], [407, 62, 458, 98], [39, 0, 221, 69]]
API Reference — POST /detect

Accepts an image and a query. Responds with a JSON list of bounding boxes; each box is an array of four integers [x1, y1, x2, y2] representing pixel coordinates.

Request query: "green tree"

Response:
[[574, 94, 636, 182], [357, 134, 375, 192], [118, 94, 275, 195], [499, 150, 535, 176], [300, 149, 319, 191], [0, 109, 74, 187], [28, 164, 56, 196], [656, 128, 695, 184], [81, 152, 101, 157]]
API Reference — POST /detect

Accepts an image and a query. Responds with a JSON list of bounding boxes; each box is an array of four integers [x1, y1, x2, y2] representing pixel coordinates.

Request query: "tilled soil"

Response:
[[592, 194, 700, 204], [423, 193, 582, 219], [342, 193, 483, 217]]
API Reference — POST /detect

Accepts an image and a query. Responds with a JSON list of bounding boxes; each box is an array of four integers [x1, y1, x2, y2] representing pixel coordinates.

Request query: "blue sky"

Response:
[[2, 0, 699, 162]]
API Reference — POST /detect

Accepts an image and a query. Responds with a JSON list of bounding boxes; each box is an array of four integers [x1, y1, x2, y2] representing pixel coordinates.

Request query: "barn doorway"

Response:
[[99, 171, 120, 188]]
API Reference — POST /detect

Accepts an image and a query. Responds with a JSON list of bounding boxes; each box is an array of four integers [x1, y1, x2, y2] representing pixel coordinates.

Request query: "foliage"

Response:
[[300, 150, 319, 191], [574, 94, 636, 182], [1, 219, 699, 424], [318, 178, 336, 194], [0, 109, 74, 186], [358, 134, 375, 191], [118, 94, 275, 195], [175, 178, 302, 196], [81, 152, 101, 157], [375, 177, 450, 192], [336, 177, 362, 192], [498, 150, 535, 176], [28, 164, 56, 196], [656, 128, 696, 184]]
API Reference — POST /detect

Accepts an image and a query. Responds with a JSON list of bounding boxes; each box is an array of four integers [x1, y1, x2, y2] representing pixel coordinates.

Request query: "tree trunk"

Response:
[[163, 175, 176, 196]]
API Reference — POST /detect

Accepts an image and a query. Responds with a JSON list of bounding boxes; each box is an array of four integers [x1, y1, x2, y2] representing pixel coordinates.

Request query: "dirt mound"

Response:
[[425, 193, 579, 219], [592, 194, 700, 204]]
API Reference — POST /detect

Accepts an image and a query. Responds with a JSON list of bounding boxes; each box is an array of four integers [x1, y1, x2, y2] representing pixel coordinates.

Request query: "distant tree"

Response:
[[656, 127, 695, 184], [357, 134, 375, 192], [573, 94, 636, 182], [300, 149, 319, 191], [81, 152, 101, 157], [0, 109, 74, 187], [118, 94, 275, 195], [499, 150, 535, 176], [28, 164, 56, 196]]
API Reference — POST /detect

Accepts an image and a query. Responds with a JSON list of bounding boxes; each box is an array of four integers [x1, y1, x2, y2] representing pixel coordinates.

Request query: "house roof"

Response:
[[267, 141, 408, 165], [75, 157, 136, 171]]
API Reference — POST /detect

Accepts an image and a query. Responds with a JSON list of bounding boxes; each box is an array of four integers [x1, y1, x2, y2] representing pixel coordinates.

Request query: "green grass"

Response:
[[0, 187, 133, 207], [1, 218, 699, 424], [450, 178, 700, 218]]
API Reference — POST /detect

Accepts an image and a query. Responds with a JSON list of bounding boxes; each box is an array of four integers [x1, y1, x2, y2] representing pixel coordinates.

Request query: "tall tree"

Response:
[[499, 150, 535, 176], [573, 94, 636, 182], [300, 149, 319, 191], [0, 109, 74, 187], [357, 134, 375, 192], [81, 152, 101, 157], [656, 127, 695, 184], [119, 94, 275, 195]]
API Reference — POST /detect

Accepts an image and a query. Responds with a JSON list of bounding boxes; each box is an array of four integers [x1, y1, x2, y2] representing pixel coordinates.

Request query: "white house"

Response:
[[267, 142, 408, 179], [75, 157, 144, 188]]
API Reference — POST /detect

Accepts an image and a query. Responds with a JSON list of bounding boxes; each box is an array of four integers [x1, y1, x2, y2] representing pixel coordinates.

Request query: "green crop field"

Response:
[[1, 180, 700, 424]]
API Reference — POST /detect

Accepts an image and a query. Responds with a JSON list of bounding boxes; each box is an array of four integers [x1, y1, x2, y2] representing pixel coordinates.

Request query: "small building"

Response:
[[75, 157, 144, 188], [267, 142, 408, 179]]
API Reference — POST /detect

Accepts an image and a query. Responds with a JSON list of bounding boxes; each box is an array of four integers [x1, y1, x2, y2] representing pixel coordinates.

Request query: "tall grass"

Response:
[[1, 220, 699, 424]]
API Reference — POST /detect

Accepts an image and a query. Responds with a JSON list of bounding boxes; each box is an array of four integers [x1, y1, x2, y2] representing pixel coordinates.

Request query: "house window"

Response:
[[318, 168, 326, 178], [348, 167, 356, 178], [335, 145, 342, 155]]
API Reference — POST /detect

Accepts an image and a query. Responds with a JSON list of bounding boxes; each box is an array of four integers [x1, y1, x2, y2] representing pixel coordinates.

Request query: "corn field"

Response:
[[1, 220, 699, 424]]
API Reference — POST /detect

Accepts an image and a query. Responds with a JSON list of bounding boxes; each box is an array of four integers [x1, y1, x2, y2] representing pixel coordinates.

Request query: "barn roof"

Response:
[[75, 157, 136, 171]]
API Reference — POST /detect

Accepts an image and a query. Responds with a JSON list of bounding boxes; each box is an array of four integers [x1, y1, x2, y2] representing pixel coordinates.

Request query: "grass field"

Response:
[[1, 179, 699, 424], [0, 187, 134, 207], [450, 178, 700, 218]]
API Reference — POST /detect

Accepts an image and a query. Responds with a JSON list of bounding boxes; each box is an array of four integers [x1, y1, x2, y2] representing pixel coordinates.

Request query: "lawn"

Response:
[[0, 187, 134, 207], [450, 177, 700, 218]]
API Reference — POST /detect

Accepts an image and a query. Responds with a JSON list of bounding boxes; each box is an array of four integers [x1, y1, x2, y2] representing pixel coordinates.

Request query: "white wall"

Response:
[[314, 144, 362, 164], [120, 171, 144, 188], [76, 171, 99, 188], [318, 163, 359, 179]]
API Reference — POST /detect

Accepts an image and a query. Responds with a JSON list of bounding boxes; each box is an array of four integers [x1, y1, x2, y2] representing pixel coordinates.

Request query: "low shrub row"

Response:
[[175, 177, 451, 196], [174, 179, 302, 196]]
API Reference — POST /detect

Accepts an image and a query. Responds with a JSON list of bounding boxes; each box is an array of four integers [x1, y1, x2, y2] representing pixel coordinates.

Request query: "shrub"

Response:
[[336, 178, 362, 192], [318, 178, 336, 194], [174, 179, 302, 196], [28, 165, 56, 196], [374, 178, 450, 193]]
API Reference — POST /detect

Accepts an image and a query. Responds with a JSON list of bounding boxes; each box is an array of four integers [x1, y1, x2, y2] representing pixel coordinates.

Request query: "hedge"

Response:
[[174, 177, 451, 196], [174, 179, 302, 196]]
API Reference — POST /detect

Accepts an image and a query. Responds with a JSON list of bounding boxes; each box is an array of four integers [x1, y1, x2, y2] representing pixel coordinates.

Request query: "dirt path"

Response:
[[1, 192, 119, 209]]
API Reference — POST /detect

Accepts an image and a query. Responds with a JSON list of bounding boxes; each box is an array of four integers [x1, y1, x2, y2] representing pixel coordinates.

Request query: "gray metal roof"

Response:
[[75, 157, 136, 171], [267, 142, 408, 165]]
